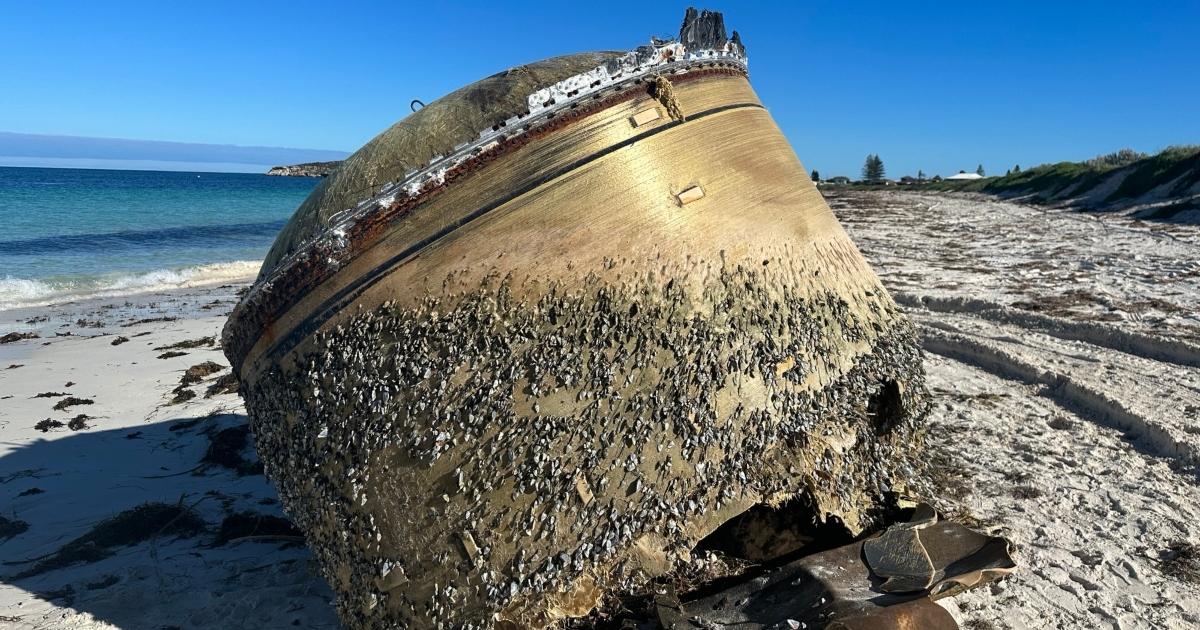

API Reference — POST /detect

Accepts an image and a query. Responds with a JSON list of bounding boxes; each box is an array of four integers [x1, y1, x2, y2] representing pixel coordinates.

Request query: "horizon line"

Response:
[[0, 131, 349, 171]]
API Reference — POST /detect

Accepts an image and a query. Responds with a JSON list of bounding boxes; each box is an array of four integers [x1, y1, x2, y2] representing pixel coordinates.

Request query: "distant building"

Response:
[[825, 176, 852, 185], [946, 172, 984, 181], [899, 176, 919, 185]]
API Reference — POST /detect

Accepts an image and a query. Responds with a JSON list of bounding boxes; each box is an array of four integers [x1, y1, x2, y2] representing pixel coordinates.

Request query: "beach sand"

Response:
[[1, 190, 1198, 628], [0, 282, 339, 629], [831, 190, 1200, 629]]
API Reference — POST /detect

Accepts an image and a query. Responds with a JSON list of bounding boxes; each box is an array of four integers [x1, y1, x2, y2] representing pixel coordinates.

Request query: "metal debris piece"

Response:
[[678, 505, 1015, 629]]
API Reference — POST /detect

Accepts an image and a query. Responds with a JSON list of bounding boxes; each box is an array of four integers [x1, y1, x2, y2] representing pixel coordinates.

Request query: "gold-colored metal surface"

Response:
[[262, 52, 623, 273], [241, 74, 768, 375]]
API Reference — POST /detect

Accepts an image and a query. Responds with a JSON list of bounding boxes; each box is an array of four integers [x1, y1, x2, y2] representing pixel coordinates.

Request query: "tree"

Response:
[[917, 169, 926, 182], [976, 164, 986, 177], [811, 169, 820, 182], [862, 154, 885, 183], [1013, 164, 1021, 173]]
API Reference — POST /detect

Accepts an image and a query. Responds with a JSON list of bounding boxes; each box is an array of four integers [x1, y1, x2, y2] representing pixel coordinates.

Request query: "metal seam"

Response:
[[245, 101, 766, 374]]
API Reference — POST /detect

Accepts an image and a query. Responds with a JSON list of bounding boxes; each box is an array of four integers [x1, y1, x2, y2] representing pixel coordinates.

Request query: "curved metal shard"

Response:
[[677, 506, 1015, 629]]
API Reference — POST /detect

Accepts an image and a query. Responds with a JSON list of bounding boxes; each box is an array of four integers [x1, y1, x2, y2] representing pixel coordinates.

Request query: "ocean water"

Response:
[[0, 166, 318, 309]]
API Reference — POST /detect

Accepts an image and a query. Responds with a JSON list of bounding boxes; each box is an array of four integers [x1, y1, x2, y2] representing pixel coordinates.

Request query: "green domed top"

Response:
[[260, 52, 622, 277]]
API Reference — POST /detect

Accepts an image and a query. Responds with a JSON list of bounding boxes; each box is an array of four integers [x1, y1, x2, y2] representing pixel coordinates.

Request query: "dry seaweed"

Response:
[[34, 419, 64, 432], [169, 418, 206, 432], [155, 336, 216, 351], [157, 351, 188, 359], [169, 388, 197, 405], [110, 336, 129, 346], [121, 316, 178, 327], [213, 512, 302, 545], [85, 575, 120, 590], [1160, 541, 1200, 583], [0, 332, 38, 344], [180, 361, 225, 386], [10, 502, 207, 578], [205, 372, 239, 397], [52, 397, 93, 411], [0, 516, 29, 541], [201, 425, 262, 476], [67, 414, 93, 431]]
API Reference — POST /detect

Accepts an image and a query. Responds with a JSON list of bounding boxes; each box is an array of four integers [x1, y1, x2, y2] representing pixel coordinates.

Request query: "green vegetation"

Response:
[[1085, 148, 1147, 168], [1106, 145, 1200, 202], [918, 146, 1200, 217], [862, 154, 885, 183]]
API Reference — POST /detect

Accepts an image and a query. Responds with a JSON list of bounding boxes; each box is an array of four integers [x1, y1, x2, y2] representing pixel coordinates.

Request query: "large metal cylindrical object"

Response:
[[225, 19, 928, 629]]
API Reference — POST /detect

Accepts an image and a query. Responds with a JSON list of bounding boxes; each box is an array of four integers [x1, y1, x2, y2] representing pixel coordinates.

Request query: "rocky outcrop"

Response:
[[265, 161, 341, 177]]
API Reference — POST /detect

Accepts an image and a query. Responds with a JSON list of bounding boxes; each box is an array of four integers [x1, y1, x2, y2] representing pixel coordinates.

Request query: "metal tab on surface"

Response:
[[630, 107, 662, 127], [677, 185, 705, 205]]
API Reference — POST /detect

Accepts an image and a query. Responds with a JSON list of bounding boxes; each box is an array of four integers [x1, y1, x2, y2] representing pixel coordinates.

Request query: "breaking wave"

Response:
[[0, 260, 260, 310]]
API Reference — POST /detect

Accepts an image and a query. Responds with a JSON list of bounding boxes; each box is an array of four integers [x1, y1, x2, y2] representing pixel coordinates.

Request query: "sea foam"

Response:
[[0, 260, 260, 310]]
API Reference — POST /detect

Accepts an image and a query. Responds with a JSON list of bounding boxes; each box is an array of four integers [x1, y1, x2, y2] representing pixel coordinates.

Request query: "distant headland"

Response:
[[265, 161, 342, 177]]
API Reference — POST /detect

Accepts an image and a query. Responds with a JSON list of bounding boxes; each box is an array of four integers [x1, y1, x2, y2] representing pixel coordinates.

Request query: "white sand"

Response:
[[832, 190, 1200, 629], [0, 191, 1197, 628], [0, 284, 339, 629]]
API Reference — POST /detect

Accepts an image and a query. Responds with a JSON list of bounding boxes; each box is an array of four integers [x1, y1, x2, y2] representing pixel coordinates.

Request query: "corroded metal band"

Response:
[[225, 67, 752, 376], [250, 102, 765, 377]]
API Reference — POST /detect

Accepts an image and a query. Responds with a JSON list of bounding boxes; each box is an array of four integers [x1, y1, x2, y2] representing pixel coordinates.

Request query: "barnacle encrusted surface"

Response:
[[241, 256, 928, 628], [229, 9, 931, 628]]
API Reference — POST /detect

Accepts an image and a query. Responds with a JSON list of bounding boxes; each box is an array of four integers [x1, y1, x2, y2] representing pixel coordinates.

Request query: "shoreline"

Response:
[[0, 262, 259, 322]]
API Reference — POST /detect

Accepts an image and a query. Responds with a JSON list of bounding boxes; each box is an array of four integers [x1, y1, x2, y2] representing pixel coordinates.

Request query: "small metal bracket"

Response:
[[630, 107, 662, 127], [677, 186, 705, 205]]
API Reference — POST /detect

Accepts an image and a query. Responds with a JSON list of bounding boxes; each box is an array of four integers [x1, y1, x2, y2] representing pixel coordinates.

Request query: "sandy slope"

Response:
[[831, 190, 1200, 629], [0, 190, 1197, 629]]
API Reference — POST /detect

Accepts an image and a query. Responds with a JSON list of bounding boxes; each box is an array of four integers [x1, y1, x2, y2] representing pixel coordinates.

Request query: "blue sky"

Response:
[[1, 1, 1197, 177]]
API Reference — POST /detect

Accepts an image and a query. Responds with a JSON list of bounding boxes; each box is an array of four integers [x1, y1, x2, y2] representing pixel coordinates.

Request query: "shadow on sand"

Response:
[[0, 413, 341, 629]]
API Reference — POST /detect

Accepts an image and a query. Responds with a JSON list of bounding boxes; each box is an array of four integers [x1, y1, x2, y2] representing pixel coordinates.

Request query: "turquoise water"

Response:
[[0, 166, 317, 309]]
